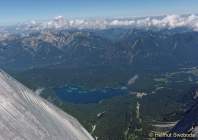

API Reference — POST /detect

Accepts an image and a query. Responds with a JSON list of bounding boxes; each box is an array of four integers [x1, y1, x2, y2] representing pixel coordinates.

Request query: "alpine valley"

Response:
[[1, 15, 198, 140]]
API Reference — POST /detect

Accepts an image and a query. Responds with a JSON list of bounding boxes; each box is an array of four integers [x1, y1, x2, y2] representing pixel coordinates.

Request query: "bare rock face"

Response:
[[0, 69, 94, 140]]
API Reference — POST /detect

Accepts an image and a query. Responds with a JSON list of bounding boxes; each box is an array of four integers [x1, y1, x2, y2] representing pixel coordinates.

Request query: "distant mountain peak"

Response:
[[2, 14, 198, 33]]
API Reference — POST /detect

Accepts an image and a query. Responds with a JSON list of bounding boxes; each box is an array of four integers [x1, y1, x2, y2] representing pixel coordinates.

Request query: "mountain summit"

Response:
[[0, 69, 94, 140]]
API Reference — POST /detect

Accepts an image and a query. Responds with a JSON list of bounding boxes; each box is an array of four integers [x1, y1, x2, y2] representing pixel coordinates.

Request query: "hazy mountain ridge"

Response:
[[1, 28, 198, 72], [1, 14, 198, 32]]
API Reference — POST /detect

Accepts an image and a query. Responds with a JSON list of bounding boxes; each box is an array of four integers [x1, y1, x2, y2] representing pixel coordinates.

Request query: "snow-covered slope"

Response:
[[0, 69, 94, 140]]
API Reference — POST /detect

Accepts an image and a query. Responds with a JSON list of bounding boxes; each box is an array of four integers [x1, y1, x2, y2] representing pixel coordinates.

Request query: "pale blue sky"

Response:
[[0, 0, 198, 25]]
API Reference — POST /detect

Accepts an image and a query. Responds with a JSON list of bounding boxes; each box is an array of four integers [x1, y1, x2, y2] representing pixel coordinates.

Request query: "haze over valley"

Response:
[[1, 1, 198, 139]]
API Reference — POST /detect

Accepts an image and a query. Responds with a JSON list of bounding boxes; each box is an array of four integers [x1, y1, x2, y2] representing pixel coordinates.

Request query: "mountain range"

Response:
[[1, 14, 198, 140], [1, 27, 198, 73], [1, 14, 198, 32]]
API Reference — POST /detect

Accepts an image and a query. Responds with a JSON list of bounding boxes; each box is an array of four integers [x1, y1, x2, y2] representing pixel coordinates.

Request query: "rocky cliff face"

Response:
[[158, 101, 198, 140]]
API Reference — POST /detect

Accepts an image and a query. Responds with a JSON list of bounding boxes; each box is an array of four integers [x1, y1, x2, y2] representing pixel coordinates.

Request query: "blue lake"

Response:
[[54, 86, 128, 104]]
